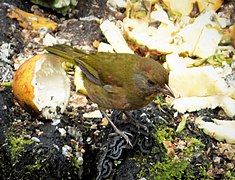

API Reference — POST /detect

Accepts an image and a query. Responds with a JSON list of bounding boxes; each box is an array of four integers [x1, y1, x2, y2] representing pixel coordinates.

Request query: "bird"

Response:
[[46, 44, 170, 146]]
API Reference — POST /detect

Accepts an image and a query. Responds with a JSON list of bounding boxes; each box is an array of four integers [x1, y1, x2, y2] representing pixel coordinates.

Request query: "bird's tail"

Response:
[[45, 44, 87, 65]]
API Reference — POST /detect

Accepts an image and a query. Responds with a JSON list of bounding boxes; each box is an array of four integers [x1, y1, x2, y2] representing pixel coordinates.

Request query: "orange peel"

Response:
[[7, 6, 57, 34]]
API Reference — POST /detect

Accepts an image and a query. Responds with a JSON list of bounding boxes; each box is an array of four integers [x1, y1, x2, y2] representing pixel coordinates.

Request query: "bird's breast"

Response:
[[83, 78, 152, 110]]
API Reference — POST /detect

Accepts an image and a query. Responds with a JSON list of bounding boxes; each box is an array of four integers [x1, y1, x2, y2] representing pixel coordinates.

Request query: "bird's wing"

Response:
[[46, 44, 80, 65], [75, 58, 103, 86], [46, 44, 127, 91], [46, 44, 103, 86]]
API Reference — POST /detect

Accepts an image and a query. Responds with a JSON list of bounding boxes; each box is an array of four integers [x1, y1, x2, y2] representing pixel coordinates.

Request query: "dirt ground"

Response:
[[0, 0, 235, 180]]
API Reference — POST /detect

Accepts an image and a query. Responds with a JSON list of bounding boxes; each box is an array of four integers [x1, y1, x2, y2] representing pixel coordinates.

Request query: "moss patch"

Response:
[[136, 125, 210, 179], [8, 135, 33, 161]]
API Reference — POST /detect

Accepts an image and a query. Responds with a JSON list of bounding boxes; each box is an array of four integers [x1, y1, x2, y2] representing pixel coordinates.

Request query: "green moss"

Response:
[[136, 154, 192, 180], [25, 159, 42, 172], [225, 171, 235, 180], [8, 135, 33, 161], [154, 96, 167, 106], [136, 125, 209, 179], [150, 156, 190, 180], [137, 138, 208, 179], [72, 156, 83, 169], [187, 137, 205, 151], [154, 126, 175, 143]]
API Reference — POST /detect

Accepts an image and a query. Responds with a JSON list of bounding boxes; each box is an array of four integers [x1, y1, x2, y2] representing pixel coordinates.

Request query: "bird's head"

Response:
[[134, 58, 172, 97]]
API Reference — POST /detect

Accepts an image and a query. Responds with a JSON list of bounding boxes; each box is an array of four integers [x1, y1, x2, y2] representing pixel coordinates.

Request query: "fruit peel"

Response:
[[13, 54, 70, 119], [196, 117, 235, 144], [162, 0, 224, 16], [169, 66, 231, 98], [13, 54, 40, 114]]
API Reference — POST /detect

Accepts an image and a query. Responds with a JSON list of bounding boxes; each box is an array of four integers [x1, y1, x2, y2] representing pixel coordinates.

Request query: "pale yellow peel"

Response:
[[74, 66, 87, 95], [162, 0, 224, 16], [172, 96, 235, 118], [175, 10, 222, 58], [196, 117, 235, 144], [100, 19, 134, 54], [169, 66, 230, 98], [193, 25, 223, 58]]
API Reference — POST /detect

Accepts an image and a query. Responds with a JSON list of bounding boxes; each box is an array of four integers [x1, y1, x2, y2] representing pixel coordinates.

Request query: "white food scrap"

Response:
[[169, 66, 232, 98], [33, 56, 70, 119], [100, 19, 134, 54], [175, 10, 223, 58], [74, 66, 87, 95], [196, 117, 235, 144], [168, 59, 235, 118], [83, 110, 103, 119], [172, 96, 235, 118], [97, 42, 114, 53]]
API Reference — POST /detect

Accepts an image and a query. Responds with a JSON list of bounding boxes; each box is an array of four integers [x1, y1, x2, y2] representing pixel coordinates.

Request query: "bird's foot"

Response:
[[101, 110, 133, 147], [109, 130, 133, 147], [124, 111, 149, 133], [133, 121, 149, 132]]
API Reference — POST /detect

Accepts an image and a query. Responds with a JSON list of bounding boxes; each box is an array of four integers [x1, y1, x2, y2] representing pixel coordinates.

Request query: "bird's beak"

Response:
[[161, 84, 175, 98]]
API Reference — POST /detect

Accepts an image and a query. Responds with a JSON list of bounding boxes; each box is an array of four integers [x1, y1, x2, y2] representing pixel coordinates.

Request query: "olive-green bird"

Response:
[[46, 44, 170, 145]]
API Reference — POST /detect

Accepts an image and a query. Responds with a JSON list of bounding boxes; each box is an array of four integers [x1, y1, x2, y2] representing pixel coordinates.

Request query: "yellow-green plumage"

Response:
[[46, 44, 168, 110]]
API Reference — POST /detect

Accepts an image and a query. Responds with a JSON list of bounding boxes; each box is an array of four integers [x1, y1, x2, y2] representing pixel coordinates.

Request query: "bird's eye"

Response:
[[147, 79, 155, 87]]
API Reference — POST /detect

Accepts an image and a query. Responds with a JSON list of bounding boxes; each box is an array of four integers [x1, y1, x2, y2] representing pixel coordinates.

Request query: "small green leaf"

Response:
[[176, 115, 187, 133]]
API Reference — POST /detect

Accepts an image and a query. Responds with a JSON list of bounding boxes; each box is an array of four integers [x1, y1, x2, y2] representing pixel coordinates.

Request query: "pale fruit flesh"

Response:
[[13, 54, 70, 119]]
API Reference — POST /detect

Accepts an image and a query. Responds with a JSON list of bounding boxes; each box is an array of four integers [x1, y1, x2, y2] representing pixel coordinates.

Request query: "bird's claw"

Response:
[[109, 130, 133, 147], [102, 110, 133, 146], [124, 111, 149, 134], [136, 123, 149, 133]]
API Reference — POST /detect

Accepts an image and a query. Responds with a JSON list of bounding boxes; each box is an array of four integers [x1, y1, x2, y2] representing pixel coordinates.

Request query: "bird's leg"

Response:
[[101, 110, 133, 147], [124, 111, 149, 133]]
